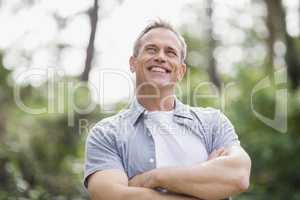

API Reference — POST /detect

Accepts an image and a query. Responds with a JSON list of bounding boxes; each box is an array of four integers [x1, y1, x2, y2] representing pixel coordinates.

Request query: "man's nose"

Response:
[[154, 50, 166, 63]]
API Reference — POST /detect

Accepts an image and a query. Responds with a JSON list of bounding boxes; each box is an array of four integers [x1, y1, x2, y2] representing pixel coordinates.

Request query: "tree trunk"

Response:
[[206, 0, 221, 91], [264, 0, 285, 81], [281, 2, 300, 90], [81, 0, 99, 81]]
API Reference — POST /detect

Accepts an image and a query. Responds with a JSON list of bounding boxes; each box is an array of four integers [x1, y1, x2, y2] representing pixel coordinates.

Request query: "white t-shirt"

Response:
[[144, 110, 208, 168]]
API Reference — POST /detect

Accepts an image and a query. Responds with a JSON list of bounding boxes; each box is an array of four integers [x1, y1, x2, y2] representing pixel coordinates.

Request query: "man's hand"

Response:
[[129, 169, 159, 188], [208, 147, 229, 160], [129, 145, 251, 200], [129, 148, 228, 189]]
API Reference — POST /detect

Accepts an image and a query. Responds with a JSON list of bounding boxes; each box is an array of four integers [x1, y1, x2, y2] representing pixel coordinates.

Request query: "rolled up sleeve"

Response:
[[83, 124, 124, 189], [212, 111, 240, 150]]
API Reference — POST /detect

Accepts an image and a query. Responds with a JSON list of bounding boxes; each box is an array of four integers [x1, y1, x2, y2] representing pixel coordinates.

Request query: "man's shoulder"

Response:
[[185, 105, 226, 129], [89, 109, 131, 136], [189, 105, 219, 114], [188, 105, 221, 119], [97, 108, 131, 126]]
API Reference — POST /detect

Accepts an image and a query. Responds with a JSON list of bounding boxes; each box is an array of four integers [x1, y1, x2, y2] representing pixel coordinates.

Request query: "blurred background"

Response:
[[0, 0, 300, 199]]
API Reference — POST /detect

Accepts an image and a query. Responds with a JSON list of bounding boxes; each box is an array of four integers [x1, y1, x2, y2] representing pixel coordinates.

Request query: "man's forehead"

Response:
[[140, 28, 181, 50]]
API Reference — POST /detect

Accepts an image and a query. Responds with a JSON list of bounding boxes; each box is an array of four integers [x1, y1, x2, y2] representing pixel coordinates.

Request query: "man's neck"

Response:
[[136, 95, 175, 111]]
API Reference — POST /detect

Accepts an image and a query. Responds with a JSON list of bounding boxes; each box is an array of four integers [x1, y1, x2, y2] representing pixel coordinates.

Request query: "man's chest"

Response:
[[119, 122, 208, 178]]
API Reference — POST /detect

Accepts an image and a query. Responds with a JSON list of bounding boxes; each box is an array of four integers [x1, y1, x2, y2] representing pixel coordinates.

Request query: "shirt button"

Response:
[[149, 158, 155, 163]]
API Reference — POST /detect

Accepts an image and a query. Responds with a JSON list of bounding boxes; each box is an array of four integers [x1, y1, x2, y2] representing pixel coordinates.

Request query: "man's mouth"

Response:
[[147, 66, 171, 73]]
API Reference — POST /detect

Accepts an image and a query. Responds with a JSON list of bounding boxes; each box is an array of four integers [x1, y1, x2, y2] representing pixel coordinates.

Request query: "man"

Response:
[[84, 19, 251, 200]]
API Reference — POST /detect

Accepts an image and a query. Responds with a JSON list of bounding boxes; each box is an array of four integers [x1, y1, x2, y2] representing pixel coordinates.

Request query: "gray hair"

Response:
[[132, 19, 187, 62]]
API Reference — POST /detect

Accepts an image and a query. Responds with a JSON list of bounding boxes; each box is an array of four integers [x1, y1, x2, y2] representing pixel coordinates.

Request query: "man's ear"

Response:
[[177, 63, 187, 81], [129, 56, 136, 73]]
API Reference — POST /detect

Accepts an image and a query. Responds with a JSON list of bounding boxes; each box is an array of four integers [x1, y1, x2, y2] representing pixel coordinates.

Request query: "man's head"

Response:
[[133, 20, 187, 62], [129, 19, 187, 90]]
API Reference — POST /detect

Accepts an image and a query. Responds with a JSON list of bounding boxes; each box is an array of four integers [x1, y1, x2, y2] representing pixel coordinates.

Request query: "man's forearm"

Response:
[[123, 187, 199, 200], [153, 147, 251, 200], [153, 159, 245, 199], [91, 183, 199, 200]]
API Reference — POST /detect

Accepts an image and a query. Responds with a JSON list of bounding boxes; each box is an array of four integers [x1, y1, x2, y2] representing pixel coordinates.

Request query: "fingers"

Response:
[[208, 147, 229, 160], [208, 149, 219, 160], [217, 147, 229, 156], [216, 147, 226, 156], [128, 176, 140, 187]]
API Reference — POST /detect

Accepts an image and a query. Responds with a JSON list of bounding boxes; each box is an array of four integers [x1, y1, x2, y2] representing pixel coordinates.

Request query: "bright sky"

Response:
[[90, 0, 196, 106], [0, 0, 299, 107], [0, 0, 196, 106]]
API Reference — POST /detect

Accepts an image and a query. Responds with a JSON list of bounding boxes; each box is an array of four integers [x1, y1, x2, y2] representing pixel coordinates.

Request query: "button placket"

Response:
[[143, 114, 157, 168], [144, 117, 152, 137]]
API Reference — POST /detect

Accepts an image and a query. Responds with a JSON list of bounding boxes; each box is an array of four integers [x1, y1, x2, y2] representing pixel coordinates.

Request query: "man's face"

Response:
[[130, 28, 186, 90]]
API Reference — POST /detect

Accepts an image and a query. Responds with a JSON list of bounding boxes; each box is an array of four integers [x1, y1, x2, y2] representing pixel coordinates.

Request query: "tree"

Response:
[[206, 0, 221, 91], [264, 0, 300, 89], [265, 0, 283, 78], [81, 0, 99, 81]]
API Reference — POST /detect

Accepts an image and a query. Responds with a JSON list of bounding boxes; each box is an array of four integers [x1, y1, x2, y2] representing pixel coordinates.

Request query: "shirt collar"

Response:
[[128, 96, 193, 125]]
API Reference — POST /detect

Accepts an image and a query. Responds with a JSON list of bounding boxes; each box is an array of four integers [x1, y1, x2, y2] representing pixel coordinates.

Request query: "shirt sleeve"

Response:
[[211, 111, 240, 150], [83, 124, 125, 189]]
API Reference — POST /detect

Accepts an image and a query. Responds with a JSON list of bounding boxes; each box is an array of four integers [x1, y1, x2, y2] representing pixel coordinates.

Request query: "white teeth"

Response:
[[150, 67, 167, 73]]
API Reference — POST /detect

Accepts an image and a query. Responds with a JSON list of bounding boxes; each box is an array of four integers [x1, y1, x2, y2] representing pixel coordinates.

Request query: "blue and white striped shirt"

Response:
[[84, 97, 239, 189]]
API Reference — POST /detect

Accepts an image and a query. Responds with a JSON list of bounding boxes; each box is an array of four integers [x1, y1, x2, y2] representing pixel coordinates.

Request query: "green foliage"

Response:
[[0, 63, 91, 199], [1, 34, 300, 200], [0, 2, 300, 199]]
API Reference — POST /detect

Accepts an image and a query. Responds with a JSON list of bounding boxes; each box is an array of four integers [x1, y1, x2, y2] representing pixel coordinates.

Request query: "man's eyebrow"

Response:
[[144, 44, 157, 48], [144, 44, 179, 52]]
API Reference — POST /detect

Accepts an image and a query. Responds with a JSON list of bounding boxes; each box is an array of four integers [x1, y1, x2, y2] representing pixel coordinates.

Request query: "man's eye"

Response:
[[146, 48, 156, 53], [167, 51, 177, 57]]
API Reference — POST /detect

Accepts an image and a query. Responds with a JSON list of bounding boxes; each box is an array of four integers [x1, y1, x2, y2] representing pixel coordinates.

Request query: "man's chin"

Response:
[[148, 80, 175, 89]]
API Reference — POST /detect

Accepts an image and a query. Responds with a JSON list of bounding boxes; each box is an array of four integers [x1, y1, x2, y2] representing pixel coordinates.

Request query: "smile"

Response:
[[147, 66, 171, 73]]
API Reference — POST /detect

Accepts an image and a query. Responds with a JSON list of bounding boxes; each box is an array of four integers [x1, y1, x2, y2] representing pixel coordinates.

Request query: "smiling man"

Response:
[[84, 19, 251, 200]]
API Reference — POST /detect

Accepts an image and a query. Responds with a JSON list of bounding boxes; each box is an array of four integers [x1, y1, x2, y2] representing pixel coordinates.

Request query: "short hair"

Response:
[[132, 19, 187, 62]]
